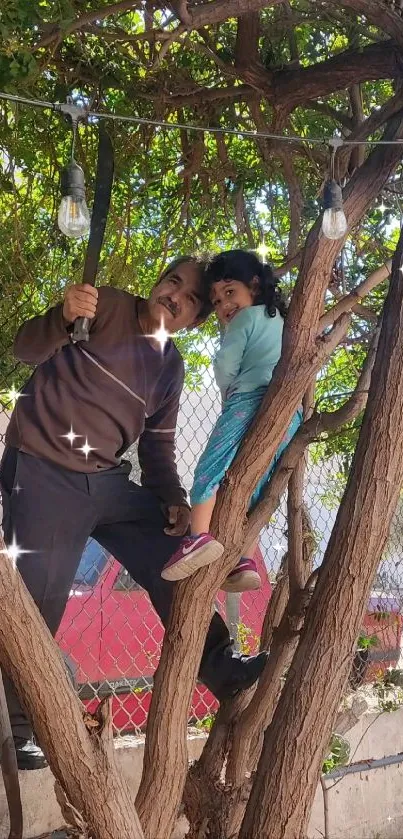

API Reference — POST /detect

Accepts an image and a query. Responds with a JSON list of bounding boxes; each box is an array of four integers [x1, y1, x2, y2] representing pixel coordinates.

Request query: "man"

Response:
[[1, 256, 267, 769]]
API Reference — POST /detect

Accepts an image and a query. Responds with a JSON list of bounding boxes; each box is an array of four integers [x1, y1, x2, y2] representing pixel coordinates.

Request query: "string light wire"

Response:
[[1, 90, 403, 146]]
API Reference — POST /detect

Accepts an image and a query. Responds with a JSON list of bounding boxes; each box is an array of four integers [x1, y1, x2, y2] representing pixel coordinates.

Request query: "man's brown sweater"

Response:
[[6, 286, 187, 506]]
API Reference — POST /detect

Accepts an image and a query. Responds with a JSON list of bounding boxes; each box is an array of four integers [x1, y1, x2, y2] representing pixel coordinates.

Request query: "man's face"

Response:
[[148, 261, 205, 332]]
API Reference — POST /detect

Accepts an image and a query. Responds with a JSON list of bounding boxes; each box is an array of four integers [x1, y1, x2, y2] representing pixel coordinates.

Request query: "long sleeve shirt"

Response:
[[213, 305, 284, 402], [6, 287, 187, 507]]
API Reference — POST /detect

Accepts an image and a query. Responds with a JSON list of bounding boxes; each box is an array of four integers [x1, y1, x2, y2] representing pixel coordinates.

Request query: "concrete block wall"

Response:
[[2, 709, 403, 838]]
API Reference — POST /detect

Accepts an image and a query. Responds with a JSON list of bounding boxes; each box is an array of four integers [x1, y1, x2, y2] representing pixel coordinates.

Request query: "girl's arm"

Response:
[[213, 308, 253, 398]]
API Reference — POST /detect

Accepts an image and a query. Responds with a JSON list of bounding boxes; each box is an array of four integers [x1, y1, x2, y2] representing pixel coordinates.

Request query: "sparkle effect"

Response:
[[61, 426, 96, 460], [0, 533, 33, 569], [273, 542, 287, 553], [147, 318, 170, 352], [61, 426, 82, 446], [1, 384, 22, 409], [78, 438, 97, 460], [256, 241, 270, 264]]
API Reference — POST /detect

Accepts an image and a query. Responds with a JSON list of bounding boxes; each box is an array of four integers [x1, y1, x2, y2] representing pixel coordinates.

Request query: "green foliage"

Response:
[[237, 622, 260, 656], [195, 713, 216, 733], [357, 632, 379, 651], [0, 1, 401, 450], [373, 670, 403, 713], [322, 733, 350, 775]]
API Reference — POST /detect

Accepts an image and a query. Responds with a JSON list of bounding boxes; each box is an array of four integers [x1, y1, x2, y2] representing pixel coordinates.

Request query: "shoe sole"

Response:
[[161, 542, 224, 581], [17, 758, 48, 770], [221, 571, 261, 593]]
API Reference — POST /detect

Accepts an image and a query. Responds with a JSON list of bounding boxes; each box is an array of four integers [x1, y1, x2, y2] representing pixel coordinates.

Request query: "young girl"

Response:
[[162, 250, 302, 592]]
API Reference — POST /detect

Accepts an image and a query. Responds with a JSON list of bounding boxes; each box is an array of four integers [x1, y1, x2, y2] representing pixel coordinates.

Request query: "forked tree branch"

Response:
[[136, 112, 403, 839]]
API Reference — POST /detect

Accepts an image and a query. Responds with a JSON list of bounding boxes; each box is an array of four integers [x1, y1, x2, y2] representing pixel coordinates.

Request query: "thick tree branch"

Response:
[[136, 111, 403, 839], [240, 224, 403, 839], [36, 2, 143, 48], [215, 39, 403, 112], [348, 83, 366, 171], [273, 249, 302, 278], [38, 12, 403, 124], [260, 554, 289, 651], [280, 151, 303, 256], [35, 0, 284, 50], [227, 330, 379, 793], [235, 13, 260, 68], [307, 101, 354, 131], [226, 510, 316, 787], [319, 260, 391, 331], [287, 458, 306, 596], [245, 327, 379, 550], [268, 40, 403, 110], [338, 89, 403, 177], [327, 0, 403, 49], [40, 0, 403, 51], [0, 547, 144, 839], [171, 0, 192, 26], [282, 0, 299, 63], [227, 114, 403, 524]]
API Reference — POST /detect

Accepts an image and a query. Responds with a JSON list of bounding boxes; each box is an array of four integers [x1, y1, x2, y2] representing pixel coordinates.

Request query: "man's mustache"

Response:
[[157, 296, 179, 316]]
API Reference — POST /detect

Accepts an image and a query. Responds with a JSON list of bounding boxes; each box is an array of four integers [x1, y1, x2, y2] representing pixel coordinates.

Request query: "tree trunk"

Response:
[[0, 670, 22, 839], [240, 227, 403, 839], [136, 112, 403, 839], [0, 548, 144, 839]]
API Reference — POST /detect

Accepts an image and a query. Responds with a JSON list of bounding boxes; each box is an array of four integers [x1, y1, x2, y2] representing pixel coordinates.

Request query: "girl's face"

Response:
[[210, 279, 257, 325]]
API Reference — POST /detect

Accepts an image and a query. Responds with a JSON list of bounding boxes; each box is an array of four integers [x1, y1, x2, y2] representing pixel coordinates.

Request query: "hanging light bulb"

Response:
[[322, 179, 348, 240], [58, 160, 90, 239]]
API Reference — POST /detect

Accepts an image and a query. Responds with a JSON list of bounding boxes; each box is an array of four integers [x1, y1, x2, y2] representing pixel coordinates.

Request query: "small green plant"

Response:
[[357, 631, 379, 650], [195, 713, 216, 733], [237, 622, 259, 656], [322, 734, 350, 774], [373, 669, 403, 711]]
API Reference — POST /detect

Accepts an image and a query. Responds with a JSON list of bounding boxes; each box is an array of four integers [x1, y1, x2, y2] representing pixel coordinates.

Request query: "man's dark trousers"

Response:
[[0, 446, 233, 739]]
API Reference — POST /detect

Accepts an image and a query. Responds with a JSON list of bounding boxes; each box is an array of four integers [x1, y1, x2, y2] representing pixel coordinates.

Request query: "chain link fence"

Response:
[[0, 323, 402, 737]]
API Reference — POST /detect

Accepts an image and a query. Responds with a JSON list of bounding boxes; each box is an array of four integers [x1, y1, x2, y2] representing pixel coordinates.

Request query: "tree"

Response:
[[1, 3, 403, 838]]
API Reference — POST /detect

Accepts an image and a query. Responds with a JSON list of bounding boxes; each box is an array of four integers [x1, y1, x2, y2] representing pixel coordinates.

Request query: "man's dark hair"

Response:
[[158, 255, 213, 323]]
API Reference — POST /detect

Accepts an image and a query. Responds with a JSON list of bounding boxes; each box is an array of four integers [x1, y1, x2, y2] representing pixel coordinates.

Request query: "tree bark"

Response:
[[319, 260, 391, 331], [136, 112, 403, 839], [0, 548, 144, 839], [240, 226, 403, 839], [218, 111, 403, 540], [150, 39, 403, 114], [327, 0, 403, 49], [0, 671, 22, 839]]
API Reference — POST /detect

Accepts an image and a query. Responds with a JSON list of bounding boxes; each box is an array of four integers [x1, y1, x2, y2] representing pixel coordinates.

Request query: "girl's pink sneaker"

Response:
[[161, 533, 224, 581], [221, 558, 261, 593]]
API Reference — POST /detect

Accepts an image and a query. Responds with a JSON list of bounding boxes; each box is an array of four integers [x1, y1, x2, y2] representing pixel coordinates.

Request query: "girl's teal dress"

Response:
[[190, 305, 302, 508]]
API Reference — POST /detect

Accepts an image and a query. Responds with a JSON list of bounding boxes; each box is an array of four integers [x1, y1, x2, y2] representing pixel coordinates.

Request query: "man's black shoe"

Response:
[[204, 651, 269, 701], [14, 737, 48, 770]]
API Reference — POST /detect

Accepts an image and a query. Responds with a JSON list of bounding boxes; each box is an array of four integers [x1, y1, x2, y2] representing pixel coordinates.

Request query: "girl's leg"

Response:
[[191, 493, 217, 535], [221, 538, 261, 592], [161, 490, 223, 582], [222, 408, 304, 593], [163, 391, 268, 583]]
